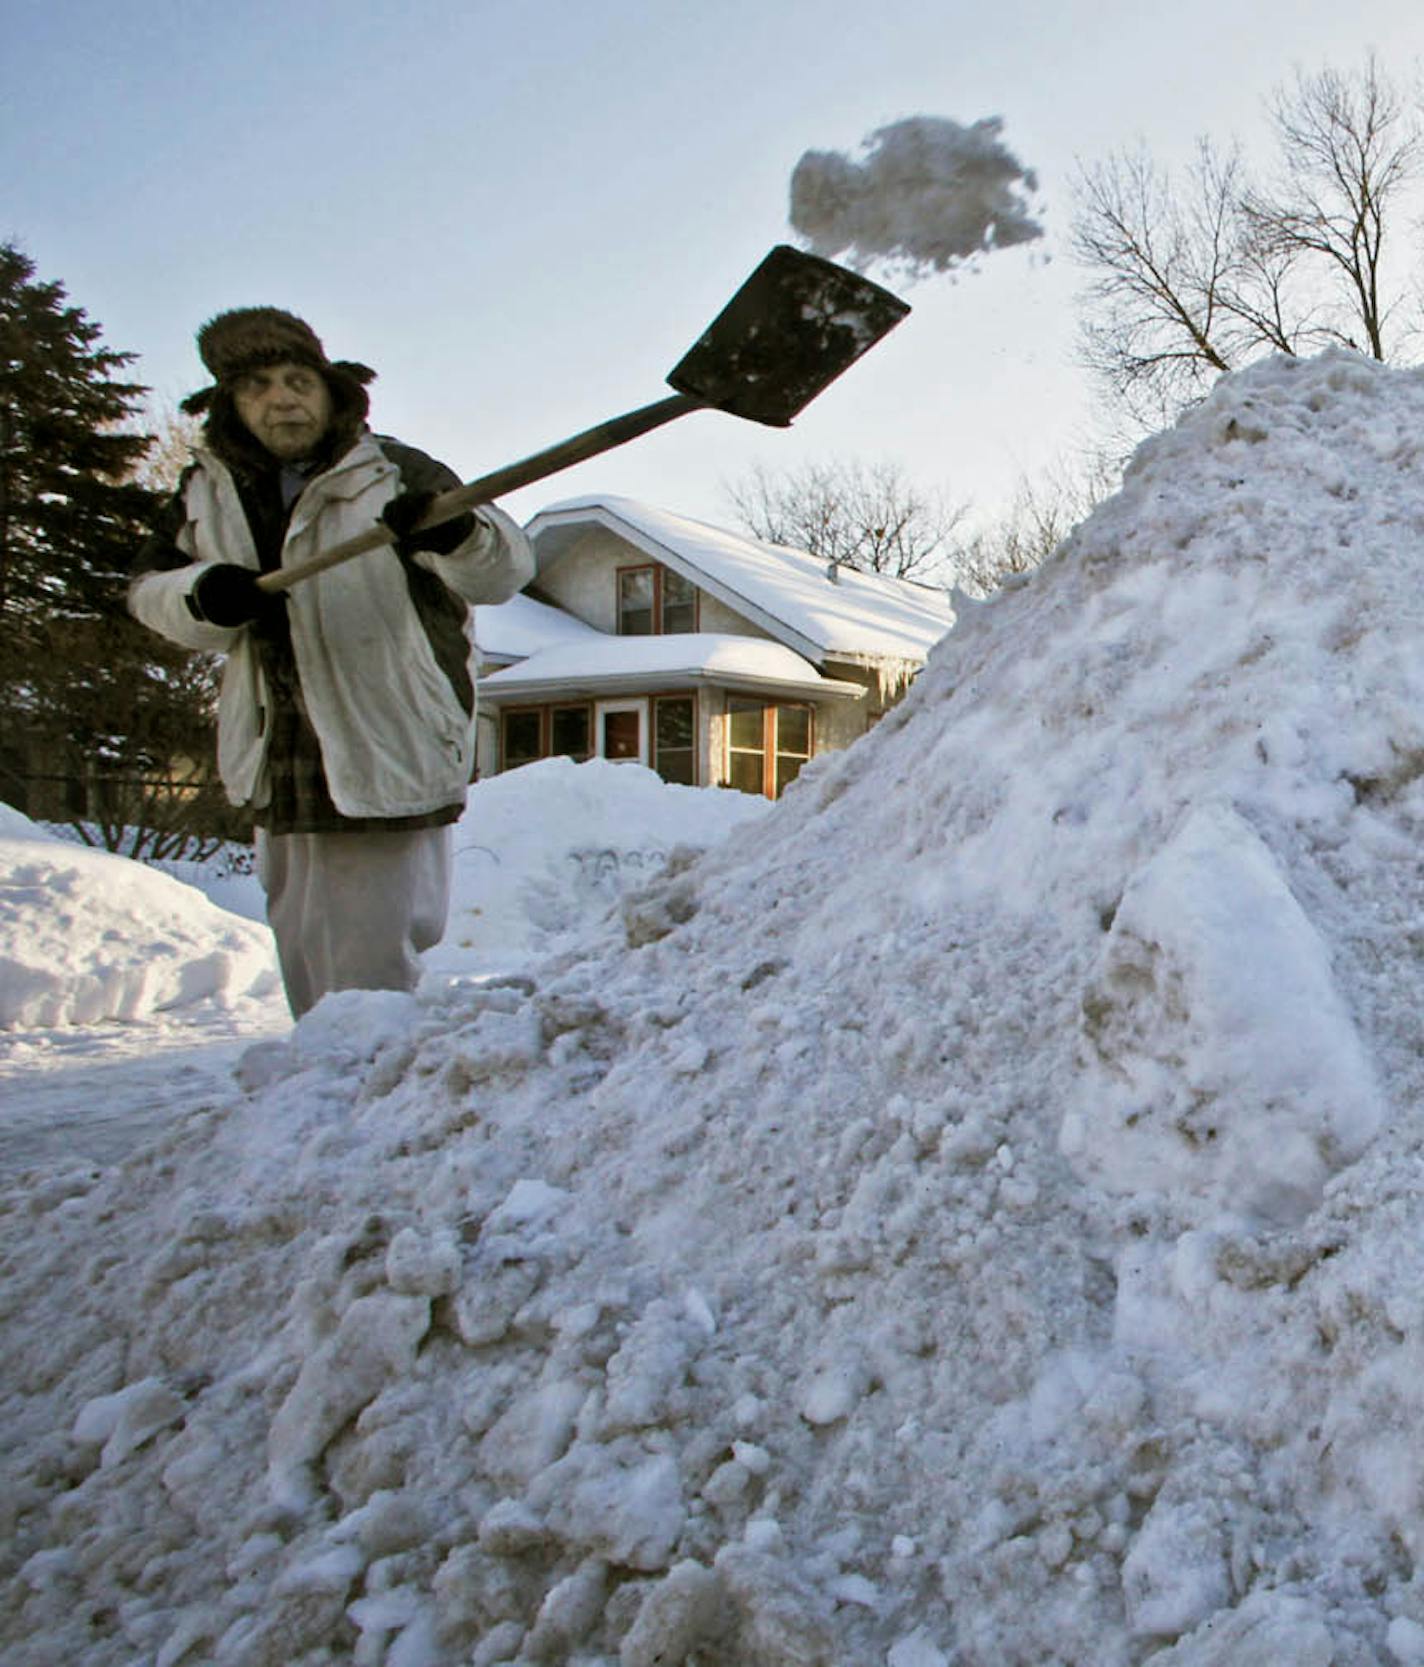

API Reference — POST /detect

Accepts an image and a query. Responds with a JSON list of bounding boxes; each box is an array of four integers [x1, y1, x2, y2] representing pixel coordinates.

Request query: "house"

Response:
[[473, 495, 955, 800]]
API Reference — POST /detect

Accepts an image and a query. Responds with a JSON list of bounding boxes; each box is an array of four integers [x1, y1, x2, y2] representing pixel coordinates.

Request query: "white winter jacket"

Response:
[[128, 433, 534, 818]]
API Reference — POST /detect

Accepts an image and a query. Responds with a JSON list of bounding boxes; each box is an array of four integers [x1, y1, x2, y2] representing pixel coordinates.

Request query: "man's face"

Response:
[[232, 360, 334, 460]]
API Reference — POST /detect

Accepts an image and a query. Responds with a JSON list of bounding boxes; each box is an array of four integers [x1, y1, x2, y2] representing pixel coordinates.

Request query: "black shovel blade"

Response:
[[666, 245, 910, 428]]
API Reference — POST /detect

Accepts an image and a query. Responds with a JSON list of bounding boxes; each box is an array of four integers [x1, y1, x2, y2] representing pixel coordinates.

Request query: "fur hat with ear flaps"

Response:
[[182, 305, 377, 476]]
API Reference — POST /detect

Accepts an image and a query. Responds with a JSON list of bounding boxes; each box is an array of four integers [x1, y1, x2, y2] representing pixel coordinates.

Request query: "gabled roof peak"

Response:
[[524, 494, 954, 666]]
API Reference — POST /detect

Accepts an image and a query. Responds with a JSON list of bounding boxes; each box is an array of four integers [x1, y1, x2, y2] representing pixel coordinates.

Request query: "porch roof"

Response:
[[473, 592, 604, 668], [478, 631, 865, 705]]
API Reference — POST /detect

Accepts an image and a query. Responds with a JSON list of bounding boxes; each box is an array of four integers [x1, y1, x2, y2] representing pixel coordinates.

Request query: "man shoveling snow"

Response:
[[129, 307, 534, 1018]]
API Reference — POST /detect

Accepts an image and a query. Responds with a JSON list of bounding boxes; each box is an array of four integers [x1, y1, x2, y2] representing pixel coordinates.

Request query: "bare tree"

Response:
[[1073, 140, 1243, 425], [1250, 56, 1421, 360], [1072, 55, 1423, 427], [953, 453, 1116, 596], [724, 457, 968, 583]]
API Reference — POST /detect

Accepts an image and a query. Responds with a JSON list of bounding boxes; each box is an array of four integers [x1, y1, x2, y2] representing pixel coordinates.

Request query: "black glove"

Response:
[[380, 489, 476, 559], [186, 563, 279, 628]]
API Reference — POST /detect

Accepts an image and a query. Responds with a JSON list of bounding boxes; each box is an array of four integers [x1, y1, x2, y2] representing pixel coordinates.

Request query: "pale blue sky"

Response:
[[5, 0, 1420, 532]]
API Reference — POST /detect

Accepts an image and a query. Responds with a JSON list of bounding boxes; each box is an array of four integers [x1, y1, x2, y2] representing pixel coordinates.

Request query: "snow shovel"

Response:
[[256, 246, 910, 594]]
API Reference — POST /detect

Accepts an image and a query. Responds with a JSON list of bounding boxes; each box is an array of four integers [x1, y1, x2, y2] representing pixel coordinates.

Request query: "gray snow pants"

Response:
[[255, 826, 452, 1019]]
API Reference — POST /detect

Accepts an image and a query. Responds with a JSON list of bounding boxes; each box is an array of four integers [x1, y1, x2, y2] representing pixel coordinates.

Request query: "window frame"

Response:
[[499, 701, 594, 770], [616, 562, 700, 636], [652, 693, 698, 786], [500, 705, 547, 772], [617, 565, 656, 636], [659, 567, 698, 634], [724, 698, 814, 799]]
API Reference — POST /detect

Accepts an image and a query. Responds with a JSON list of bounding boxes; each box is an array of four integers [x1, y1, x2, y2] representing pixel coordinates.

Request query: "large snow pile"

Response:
[[0, 814, 280, 1027], [7, 348, 1424, 1664]]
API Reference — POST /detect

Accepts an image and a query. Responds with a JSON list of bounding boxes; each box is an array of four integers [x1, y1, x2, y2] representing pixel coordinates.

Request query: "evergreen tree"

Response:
[[0, 243, 232, 852]]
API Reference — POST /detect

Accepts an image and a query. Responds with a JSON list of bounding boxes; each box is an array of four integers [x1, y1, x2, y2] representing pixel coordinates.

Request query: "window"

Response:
[[774, 703, 811, 797], [654, 696, 696, 785], [661, 570, 697, 633], [617, 563, 698, 635], [726, 699, 766, 796], [618, 567, 655, 635], [725, 699, 813, 799], [502, 709, 543, 770], [501, 703, 592, 770], [549, 705, 591, 760]]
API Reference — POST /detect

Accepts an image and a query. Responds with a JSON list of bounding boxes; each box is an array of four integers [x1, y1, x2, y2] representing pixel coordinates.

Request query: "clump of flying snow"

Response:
[[11, 348, 1424, 1664], [789, 114, 1043, 279]]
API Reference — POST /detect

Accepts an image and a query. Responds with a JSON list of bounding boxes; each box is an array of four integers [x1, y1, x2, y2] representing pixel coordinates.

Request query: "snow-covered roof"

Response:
[[479, 631, 865, 704], [473, 592, 604, 667], [524, 495, 954, 669]]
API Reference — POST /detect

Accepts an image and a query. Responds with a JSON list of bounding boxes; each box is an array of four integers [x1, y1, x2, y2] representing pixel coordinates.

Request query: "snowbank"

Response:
[[0, 762, 765, 1031], [0, 803, 55, 841], [434, 757, 768, 975], [0, 828, 280, 1027], [151, 845, 266, 923], [7, 349, 1424, 1664]]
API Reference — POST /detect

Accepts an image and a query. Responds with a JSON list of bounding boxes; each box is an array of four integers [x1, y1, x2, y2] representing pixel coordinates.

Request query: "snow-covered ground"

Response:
[[10, 349, 1424, 1664], [0, 761, 764, 1175]]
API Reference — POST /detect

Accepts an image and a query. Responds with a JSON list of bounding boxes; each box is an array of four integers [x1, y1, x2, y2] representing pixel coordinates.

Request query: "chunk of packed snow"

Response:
[[1064, 800, 1384, 1223]]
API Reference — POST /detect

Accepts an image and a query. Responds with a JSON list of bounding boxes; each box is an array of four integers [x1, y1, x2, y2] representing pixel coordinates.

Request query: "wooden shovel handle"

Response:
[[257, 391, 703, 593]]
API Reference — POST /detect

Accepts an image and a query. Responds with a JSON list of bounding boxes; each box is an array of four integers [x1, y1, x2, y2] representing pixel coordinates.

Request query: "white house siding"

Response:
[[532, 528, 623, 632], [696, 591, 776, 641], [814, 677, 876, 752], [474, 709, 500, 781], [823, 659, 908, 724]]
